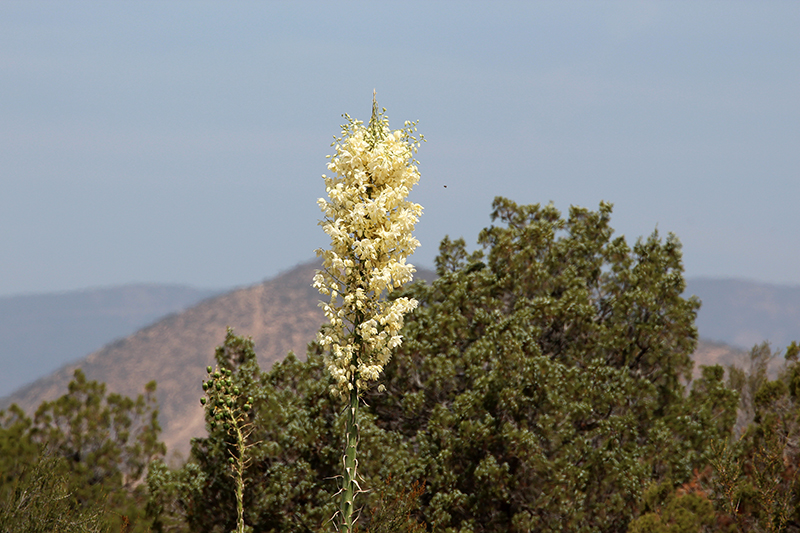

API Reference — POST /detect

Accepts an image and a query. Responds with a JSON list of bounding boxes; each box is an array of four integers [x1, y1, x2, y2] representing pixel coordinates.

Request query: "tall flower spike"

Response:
[[313, 97, 423, 398], [314, 96, 423, 533]]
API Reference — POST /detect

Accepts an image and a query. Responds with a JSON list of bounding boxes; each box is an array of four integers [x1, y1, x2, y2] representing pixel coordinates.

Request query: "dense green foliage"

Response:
[[149, 197, 752, 532], [362, 197, 733, 532], [0, 369, 165, 532], [6, 197, 800, 532], [627, 478, 719, 533], [148, 328, 433, 533], [149, 330, 342, 532], [707, 342, 800, 532], [0, 451, 108, 532]]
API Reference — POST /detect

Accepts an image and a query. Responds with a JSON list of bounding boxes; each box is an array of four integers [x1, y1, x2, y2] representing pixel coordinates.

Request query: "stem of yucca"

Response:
[[233, 421, 246, 533], [339, 375, 360, 532]]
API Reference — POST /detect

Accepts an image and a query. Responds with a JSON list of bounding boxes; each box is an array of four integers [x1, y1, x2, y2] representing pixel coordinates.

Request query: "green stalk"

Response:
[[202, 363, 254, 533], [233, 419, 246, 533], [339, 306, 365, 533], [339, 373, 360, 532]]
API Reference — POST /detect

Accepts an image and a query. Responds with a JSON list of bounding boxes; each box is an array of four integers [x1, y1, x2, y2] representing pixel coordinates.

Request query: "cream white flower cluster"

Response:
[[313, 104, 423, 397]]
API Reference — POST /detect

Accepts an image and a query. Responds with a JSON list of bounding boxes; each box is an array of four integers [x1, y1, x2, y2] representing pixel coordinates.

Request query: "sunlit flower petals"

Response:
[[314, 107, 423, 397]]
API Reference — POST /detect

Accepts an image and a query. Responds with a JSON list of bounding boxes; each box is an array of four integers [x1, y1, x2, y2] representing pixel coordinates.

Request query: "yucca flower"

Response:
[[314, 97, 423, 398], [313, 95, 422, 532]]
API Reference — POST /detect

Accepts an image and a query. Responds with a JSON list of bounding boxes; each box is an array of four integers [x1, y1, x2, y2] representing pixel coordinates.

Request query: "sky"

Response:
[[1, 1, 798, 297]]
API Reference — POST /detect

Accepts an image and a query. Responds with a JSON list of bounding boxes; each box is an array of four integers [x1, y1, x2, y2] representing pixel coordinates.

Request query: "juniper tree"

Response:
[[0, 370, 165, 533], [155, 197, 738, 533], [708, 342, 800, 532], [365, 197, 734, 532]]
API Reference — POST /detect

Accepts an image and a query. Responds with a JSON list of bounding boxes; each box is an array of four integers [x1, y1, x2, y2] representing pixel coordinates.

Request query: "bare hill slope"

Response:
[[3, 261, 325, 457], [3, 263, 772, 458], [0, 284, 221, 398]]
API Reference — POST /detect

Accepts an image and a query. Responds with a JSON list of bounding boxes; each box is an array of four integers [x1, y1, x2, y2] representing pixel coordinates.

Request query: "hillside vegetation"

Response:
[[3, 197, 799, 532], [1, 262, 753, 458]]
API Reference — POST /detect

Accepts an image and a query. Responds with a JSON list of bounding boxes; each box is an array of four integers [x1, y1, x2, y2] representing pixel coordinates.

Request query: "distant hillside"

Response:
[[692, 339, 748, 375], [0, 284, 222, 398], [4, 266, 796, 458], [1, 260, 327, 458], [686, 278, 800, 351]]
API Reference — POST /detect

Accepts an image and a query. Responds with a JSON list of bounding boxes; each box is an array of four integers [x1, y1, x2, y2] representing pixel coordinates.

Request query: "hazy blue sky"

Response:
[[1, 1, 798, 297]]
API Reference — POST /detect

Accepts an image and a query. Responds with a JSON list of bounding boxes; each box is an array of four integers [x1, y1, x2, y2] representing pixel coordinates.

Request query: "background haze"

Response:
[[2, 1, 798, 296]]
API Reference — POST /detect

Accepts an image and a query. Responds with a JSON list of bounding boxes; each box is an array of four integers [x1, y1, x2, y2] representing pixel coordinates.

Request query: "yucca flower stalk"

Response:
[[201, 366, 255, 533], [313, 94, 423, 532]]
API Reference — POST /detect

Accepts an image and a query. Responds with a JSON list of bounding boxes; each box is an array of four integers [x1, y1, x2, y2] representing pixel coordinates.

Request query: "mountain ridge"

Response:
[[1, 260, 326, 457], [3, 264, 798, 458], [0, 283, 224, 398], [686, 277, 800, 351]]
